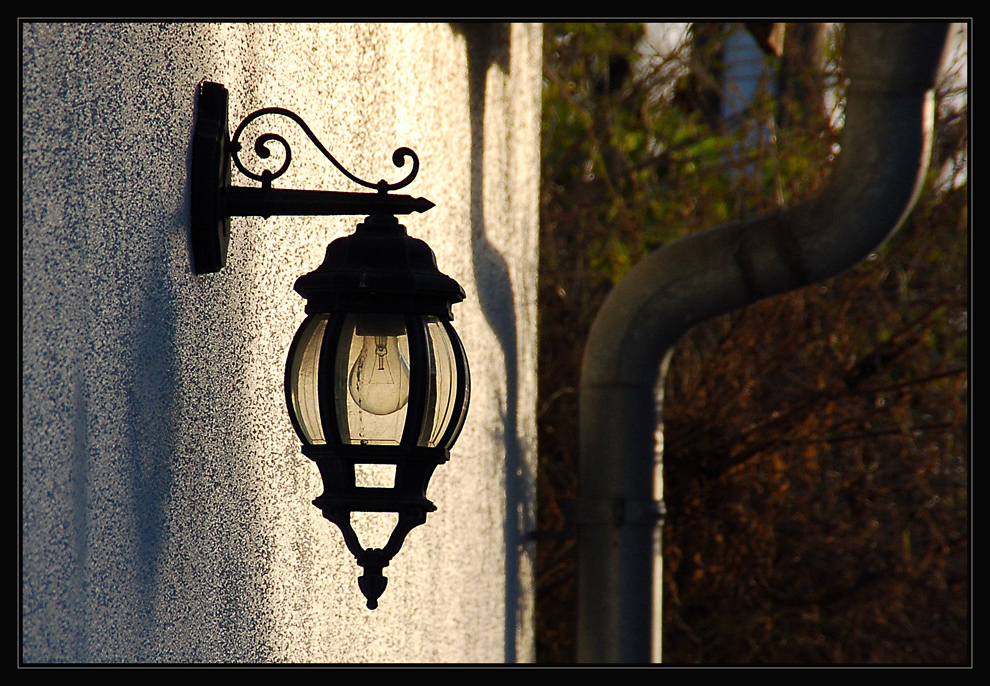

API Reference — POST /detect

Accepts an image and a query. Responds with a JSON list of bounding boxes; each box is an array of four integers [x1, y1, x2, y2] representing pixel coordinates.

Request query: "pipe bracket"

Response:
[[566, 497, 666, 527]]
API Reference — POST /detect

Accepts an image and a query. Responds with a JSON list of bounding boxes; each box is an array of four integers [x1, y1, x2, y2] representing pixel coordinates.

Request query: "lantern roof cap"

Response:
[[294, 213, 465, 316]]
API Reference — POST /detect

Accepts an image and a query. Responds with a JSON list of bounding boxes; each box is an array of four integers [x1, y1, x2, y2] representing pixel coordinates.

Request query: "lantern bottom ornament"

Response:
[[303, 444, 449, 609]]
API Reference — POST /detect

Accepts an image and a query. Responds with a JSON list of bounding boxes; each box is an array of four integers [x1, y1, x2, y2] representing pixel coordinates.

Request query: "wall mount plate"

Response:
[[190, 81, 232, 275]]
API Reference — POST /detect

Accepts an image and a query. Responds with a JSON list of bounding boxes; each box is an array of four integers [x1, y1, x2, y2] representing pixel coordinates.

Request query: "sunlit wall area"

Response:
[[22, 22, 540, 663]]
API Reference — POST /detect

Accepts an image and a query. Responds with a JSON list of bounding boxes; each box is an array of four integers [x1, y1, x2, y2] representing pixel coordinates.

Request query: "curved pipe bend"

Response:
[[577, 23, 952, 663]]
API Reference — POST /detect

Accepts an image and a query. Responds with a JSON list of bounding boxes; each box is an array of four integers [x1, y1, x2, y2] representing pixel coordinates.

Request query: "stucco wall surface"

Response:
[[22, 22, 540, 663]]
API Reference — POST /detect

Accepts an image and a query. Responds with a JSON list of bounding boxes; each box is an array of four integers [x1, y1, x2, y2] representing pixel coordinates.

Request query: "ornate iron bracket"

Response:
[[190, 80, 434, 274]]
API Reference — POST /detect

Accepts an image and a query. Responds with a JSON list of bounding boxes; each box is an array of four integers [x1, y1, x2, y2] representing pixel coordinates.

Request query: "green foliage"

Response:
[[541, 22, 842, 287]]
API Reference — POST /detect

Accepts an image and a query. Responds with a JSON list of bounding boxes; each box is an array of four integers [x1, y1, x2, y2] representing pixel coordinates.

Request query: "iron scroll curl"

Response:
[[229, 106, 420, 192]]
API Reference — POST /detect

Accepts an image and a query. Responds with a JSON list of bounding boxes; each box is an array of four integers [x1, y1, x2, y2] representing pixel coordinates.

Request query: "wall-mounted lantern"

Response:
[[191, 81, 470, 609]]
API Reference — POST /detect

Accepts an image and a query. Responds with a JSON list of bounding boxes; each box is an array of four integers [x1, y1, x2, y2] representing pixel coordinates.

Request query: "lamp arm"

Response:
[[225, 186, 435, 219]]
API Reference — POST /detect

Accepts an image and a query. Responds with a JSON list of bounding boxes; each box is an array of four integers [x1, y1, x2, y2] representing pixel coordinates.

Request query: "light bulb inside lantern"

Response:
[[348, 321, 410, 416]]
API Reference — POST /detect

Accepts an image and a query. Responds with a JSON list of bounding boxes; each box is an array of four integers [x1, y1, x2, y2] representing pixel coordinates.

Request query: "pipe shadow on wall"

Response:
[[451, 22, 526, 663]]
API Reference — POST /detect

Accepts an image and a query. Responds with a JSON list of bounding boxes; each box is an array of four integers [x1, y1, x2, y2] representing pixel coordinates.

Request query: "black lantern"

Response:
[[191, 81, 470, 609]]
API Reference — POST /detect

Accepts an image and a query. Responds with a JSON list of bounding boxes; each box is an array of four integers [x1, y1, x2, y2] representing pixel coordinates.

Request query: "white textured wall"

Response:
[[22, 22, 540, 663]]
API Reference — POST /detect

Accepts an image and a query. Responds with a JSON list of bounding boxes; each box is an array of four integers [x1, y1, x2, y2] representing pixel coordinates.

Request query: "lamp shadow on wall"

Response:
[[453, 22, 528, 663]]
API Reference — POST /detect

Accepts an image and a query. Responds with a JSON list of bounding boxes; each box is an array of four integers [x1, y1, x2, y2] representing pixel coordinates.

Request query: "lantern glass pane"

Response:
[[335, 313, 410, 445], [419, 316, 469, 448], [445, 323, 470, 448], [288, 314, 329, 444]]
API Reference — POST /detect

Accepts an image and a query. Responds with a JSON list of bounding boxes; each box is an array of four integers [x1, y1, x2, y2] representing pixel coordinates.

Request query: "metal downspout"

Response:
[[575, 23, 952, 663]]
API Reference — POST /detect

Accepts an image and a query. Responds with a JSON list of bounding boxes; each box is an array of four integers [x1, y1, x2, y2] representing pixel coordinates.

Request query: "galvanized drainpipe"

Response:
[[576, 23, 951, 663]]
